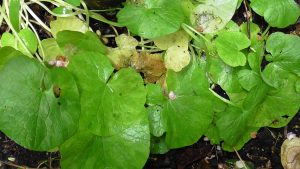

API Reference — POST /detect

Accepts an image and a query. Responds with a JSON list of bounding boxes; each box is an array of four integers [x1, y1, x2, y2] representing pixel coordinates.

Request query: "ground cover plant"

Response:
[[0, 0, 300, 168]]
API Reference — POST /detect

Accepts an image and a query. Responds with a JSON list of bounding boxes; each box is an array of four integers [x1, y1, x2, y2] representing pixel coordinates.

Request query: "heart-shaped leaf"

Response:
[[163, 60, 214, 148], [250, 0, 300, 28], [0, 56, 80, 150], [265, 32, 300, 77], [117, 0, 184, 39], [62, 51, 150, 168], [215, 31, 250, 67]]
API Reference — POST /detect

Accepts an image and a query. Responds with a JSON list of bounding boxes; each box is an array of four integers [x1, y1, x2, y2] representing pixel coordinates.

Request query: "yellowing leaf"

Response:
[[115, 34, 138, 50], [154, 30, 189, 50], [164, 45, 190, 72]]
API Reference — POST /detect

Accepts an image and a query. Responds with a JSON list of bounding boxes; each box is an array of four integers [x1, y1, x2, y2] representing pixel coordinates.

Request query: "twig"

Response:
[[0, 160, 35, 169]]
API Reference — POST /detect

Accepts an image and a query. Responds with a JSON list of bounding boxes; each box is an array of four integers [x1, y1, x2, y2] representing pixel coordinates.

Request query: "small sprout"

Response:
[[8, 157, 15, 162], [281, 136, 300, 169], [168, 91, 176, 100], [235, 160, 244, 168]]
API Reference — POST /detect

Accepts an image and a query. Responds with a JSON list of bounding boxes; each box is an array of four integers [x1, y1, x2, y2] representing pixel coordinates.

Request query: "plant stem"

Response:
[[209, 88, 235, 106], [261, 25, 271, 39], [0, 4, 33, 58], [243, 0, 251, 39]]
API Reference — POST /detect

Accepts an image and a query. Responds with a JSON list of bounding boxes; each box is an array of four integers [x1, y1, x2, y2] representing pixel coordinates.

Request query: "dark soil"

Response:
[[1, 1, 300, 169]]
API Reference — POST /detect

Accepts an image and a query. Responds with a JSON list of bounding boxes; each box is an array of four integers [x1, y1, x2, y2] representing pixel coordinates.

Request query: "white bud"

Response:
[[168, 91, 177, 100]]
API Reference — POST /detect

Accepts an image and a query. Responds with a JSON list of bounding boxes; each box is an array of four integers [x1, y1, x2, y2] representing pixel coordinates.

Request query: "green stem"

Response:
[[0, 4, 34, 58], [209, 88, 235, 106], [261, 25, 271, 39]]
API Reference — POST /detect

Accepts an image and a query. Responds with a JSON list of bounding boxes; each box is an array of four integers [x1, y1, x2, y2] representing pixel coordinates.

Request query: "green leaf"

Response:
[[240, 22, 261, 46], [256, 66, 300, 127], [61, 125, 149, 169], [247, 41, 264, 73], [52, 7, 73, 15], [147, 105, 166, 137], [56, 31, 106, 56], [216, 106, 258, 151], [64, 51, 150, 168], [0, 47, 22, 70], [265, 32, 300, 77], [117, 0, 185, 39], [163, 60, 213, 148], [65, 0, 81, 6], [254, 83, 300, 128], [207, 57, 243, 93], [190, 0, 238, 33], [146, 84, 165, 106], [0, 56, 80, 150], [250, 0, 300, 28], [50, 16, 88, 38], [9, 0, 20, 32], [39, 38, 64, 62], [150, 135, 169, 154], [237, 69, 262, 91], [18, 28, 38, 54], [215, 31, 250, 67], [1, 32, 15, 48]]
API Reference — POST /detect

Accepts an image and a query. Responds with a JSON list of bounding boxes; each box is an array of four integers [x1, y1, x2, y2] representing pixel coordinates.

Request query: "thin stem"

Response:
[[23, 3, 51, 32], [233, 147, 248, 169], [81, 0, 90, 28], [209, 88, 235, 106], [182, 23, 210, 43], [0, 4, 33, 57], [261, 25, 271, 39], [243, 0, 251, 39]]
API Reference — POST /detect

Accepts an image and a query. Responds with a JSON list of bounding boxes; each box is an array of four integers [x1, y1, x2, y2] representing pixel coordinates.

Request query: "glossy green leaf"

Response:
[[18, 28, 38, 54], [216, 106, 258, 151], [256, 65, 300, 127], [163, 60, 213, 148], [247, 41, 264, 73], [150, 135, 169, 154], [52, 7, 73, 15], [265, 32, 300, 77], [237, 69, 262, 91], [61, 124, 149, 169], [9, 0, 20, 32], [190, 0, 238, 33], [250, 0, 300, 28], [39, 38, 64, 61], [207, 57, 243, 93], [146, 84, 165, 106], [64, 51, 149, 168], [148, 105, 165, 137], [215, 31, 250, 67], [0, 47, 22, 70], [117, 0, 184, 39], [240, 22, 261, 46], [56, 31, 106, 56], [1, 32, 15, 48], [0, 56, 80, 150]]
